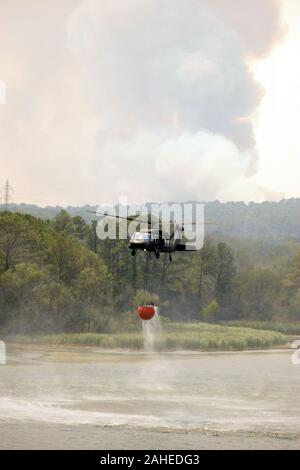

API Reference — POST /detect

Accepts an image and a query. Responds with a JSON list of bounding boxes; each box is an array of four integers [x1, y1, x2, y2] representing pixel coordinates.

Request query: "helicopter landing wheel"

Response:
[[155, 252, 160, 259], [169, 253, 172, 262], [131, 250, 136, 257]]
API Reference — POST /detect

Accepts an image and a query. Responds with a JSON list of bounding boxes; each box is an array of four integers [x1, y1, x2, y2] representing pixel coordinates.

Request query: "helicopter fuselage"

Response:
[[128, 228, 186, 259]]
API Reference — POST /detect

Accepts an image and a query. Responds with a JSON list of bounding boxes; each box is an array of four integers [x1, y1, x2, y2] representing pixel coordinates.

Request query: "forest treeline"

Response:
[[1, 210, 300, 335]]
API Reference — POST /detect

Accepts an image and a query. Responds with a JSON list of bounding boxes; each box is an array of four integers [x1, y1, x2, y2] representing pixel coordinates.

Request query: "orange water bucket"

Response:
[[137, 305, 156, 321]]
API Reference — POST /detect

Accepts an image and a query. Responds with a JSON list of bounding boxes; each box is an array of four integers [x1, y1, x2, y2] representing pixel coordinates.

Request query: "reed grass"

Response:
[[8, 322, 287, 351], [223, 320, 300, 336]]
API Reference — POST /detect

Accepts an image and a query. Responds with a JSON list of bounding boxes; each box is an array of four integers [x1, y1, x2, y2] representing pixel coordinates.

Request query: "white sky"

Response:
[[251, 0, 300, 200], [1, 0, 299, 206]]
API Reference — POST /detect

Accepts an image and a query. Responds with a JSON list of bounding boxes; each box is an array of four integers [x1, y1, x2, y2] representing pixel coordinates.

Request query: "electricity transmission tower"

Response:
[[1, 180, 13, 209]]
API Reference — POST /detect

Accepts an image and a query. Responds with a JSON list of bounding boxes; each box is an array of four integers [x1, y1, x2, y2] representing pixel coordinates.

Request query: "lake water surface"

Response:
[[0, 347, 299, 449]]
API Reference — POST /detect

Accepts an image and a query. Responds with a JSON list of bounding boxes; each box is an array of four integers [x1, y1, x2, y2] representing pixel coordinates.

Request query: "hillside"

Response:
[[2, 199, 300, 241]]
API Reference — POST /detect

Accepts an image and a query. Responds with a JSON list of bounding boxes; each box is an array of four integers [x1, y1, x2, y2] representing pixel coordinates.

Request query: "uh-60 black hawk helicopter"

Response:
[[88, 209, 215, 262]]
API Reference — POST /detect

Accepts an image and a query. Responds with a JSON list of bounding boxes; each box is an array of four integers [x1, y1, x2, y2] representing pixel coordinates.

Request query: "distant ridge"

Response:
[[1, 199, 300, 241]]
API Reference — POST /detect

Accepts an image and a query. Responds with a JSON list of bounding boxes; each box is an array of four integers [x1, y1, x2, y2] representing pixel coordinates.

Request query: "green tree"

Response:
[[0, 213, 39, 272], [283, 251, 300, 290], [216, 242, 236, 318], [238, 268, 280, 320], [133, 289, 160, 307], [287, 289, 300, 320], [0, 263, 51, 332], [198, 240, 218, 306], [88, 219, 99, 253], [52, 210, 74, 234], [73, 263, 112, 332], [47, 233, 83, 284], [202, 299, 220, 323]]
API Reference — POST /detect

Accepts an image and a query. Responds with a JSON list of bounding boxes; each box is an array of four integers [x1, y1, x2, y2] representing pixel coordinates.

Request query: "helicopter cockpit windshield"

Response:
[[130, 232, 151, 243]]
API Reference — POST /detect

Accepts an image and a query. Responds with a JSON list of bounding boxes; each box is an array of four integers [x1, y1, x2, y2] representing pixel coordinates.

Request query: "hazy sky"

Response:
[[0, 0, 298, 206]]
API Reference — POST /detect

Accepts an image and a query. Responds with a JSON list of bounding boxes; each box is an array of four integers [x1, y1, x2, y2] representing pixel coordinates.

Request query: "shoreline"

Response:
[[6, 341, 293, 356]]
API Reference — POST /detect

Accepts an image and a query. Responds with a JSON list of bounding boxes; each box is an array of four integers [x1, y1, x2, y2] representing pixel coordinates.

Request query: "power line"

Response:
[[1, 180, 14, 208]]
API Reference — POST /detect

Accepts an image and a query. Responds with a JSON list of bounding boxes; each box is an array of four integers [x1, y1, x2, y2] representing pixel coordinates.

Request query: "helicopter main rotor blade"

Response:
[[87, 210, 217, 228], [87, 210, 153, 225], [181, 222, 217, 225]]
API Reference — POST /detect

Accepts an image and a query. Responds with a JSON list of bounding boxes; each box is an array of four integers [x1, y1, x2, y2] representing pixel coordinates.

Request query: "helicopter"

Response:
[[87, 209, 214, 261]]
